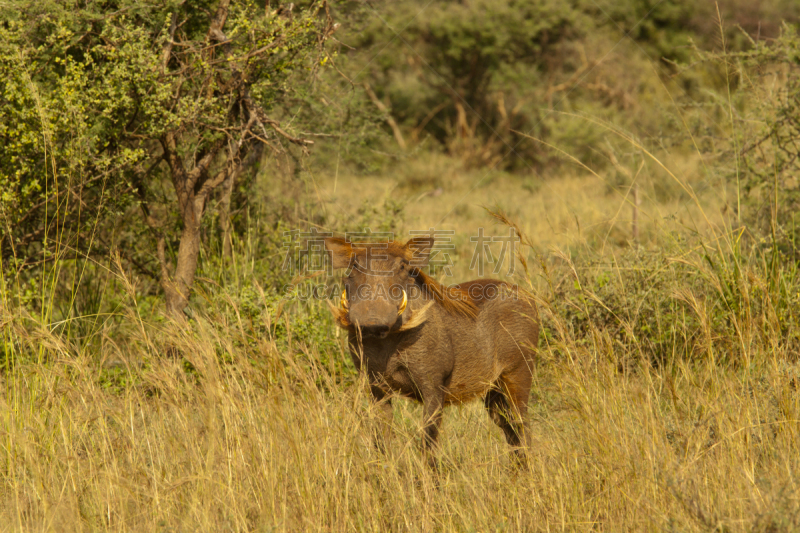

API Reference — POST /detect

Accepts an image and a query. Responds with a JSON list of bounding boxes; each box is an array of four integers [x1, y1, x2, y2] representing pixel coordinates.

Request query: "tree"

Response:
[[332, 0, 582, 168], [0, 0, 335, 319]]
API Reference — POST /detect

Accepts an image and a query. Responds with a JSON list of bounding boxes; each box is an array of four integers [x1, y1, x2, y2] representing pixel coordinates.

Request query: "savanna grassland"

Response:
[[3, 0, 800, 531]]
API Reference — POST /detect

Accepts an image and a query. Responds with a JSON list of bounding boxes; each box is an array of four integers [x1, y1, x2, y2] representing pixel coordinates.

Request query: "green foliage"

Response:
[[98, 363, 140, 396], [0, 0, 332, 299], [352, 197, 406, 235], [333, 0, 584, 169], [1, 0, 799, 378], [0, 8, 148, 268], [585, 0, 697, 63], [319, 0, 800, 178], [546, 242, 800, 367], [200, 281, 354, 385], [735, 25, 800, 249]]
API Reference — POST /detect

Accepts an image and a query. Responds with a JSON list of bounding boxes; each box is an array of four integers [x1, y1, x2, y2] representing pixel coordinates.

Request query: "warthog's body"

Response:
[[326, 236, 539, 462]]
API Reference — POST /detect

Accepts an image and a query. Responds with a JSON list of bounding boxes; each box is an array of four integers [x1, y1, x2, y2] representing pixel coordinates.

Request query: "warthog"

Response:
[[325, 236, 539, 464]]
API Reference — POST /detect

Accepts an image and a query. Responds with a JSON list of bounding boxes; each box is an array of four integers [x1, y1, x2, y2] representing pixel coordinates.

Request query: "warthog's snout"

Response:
[[348, 298, 400, 338], [342, 285, 407, 338], [358, 323, 391, 338]]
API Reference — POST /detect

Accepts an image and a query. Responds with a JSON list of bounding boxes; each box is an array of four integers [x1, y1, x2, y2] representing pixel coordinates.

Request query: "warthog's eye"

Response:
[[397, 260, 409, 275]]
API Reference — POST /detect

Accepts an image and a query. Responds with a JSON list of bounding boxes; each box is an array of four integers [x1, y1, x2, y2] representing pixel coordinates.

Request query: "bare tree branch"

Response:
[[187, 138, 226, 190], [363, 82, 406, 150], [256, 110, 314, 146], [208, 0, 231, 41], [160, 6, 183, 72], [197, 115, 257, 201]]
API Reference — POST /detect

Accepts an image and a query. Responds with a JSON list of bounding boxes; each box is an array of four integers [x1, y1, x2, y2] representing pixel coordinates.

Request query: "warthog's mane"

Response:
[[411, 269, 478, 319]]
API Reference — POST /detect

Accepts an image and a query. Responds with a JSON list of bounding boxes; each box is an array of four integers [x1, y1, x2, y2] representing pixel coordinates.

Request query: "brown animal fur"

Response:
[[325, 236, 540, 466]]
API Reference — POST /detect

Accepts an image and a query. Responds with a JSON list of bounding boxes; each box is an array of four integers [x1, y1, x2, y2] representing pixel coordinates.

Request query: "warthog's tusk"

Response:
[[398, 289, 407, 316], [340, 289, 348, 309]]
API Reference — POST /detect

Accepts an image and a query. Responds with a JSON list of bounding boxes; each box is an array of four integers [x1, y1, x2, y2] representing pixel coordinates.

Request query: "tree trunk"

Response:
[[159, 132, 214, 322], [162, 211, 202, 319]]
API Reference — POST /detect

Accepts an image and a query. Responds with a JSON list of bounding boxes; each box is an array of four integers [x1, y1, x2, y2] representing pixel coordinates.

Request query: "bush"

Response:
[[543, 241, 800, 367]]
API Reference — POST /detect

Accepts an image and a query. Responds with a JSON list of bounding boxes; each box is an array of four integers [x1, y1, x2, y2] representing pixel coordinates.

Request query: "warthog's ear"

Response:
[[405, 236, 435, 268], [324, 237, 354, 269]]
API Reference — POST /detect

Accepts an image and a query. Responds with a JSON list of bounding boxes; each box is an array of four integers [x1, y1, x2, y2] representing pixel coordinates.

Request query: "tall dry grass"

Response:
[[4, 17, 800, 530], [2, 222, 800, 531]]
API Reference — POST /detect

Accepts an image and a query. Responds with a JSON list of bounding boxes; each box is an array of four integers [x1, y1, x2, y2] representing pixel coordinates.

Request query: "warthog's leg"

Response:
[[420, 389, 444, 468], [484, 370, 531, 463], [369, 385, 394, 454], [484, 388, 521, 445]]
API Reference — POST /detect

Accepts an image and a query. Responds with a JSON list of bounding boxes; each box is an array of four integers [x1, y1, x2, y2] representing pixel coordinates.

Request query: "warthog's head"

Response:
[[325, 236, 436, 338]]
